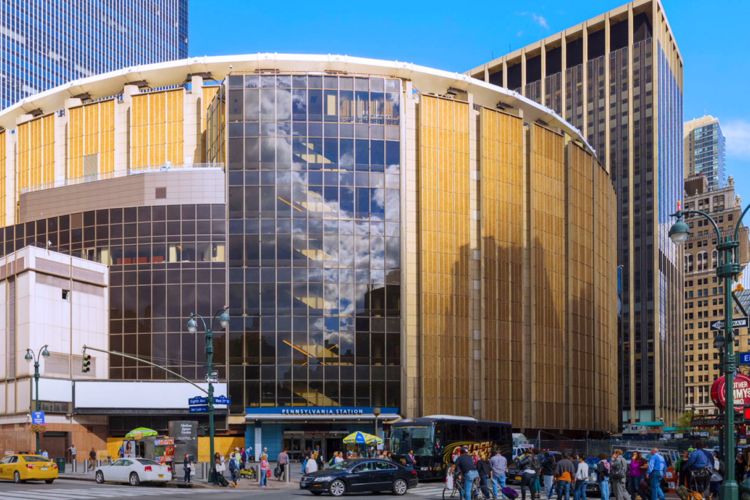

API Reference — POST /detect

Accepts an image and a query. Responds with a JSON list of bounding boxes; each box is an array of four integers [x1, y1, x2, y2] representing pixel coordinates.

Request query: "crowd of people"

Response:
[[446, 441, 729, 500]]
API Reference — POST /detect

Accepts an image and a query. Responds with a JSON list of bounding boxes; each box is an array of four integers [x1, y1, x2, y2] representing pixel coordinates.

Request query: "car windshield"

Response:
[[22, 456, 50, 462], [327, 460, 357, 471], [137, 459, 159, 465], [390, 426, 434, 456]]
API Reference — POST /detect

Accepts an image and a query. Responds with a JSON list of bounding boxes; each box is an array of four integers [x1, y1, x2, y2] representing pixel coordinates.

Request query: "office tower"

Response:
[[469, 0, 685, 425], [0, 0, 188, 109], [682, 176, 749, 415], [685, 116, 726, 190]]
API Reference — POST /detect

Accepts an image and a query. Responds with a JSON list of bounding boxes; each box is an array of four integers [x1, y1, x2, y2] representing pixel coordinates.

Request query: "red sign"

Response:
[[711, 373, 750, 410]]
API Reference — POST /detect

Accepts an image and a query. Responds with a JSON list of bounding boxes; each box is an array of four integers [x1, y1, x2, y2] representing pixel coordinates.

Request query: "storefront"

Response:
[[245, 407, 400, 461]]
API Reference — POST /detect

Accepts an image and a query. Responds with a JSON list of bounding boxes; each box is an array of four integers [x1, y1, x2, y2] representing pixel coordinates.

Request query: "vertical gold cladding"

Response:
[[530, 124, 566, 429], [418, 95, 471, 416], [68, 99, 115, 180], [130, 89, 185, 169], [200, 86, 220, 162], [480, 108, 524, 424], [567, 142, 595, 430], [17, 114, 54, 191]]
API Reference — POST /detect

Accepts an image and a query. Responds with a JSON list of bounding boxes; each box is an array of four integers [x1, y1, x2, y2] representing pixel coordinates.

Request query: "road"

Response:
[[0, 478, 450, 499]]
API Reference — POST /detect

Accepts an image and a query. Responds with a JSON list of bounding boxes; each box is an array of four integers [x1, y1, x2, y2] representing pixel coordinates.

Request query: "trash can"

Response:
[[55, 458, 65, 473]]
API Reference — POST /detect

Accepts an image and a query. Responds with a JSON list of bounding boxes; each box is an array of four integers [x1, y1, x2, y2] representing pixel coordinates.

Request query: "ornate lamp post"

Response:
[[25, 345, 50, 454], [187, 307, 229, 483], [670, 203, 750, 500]]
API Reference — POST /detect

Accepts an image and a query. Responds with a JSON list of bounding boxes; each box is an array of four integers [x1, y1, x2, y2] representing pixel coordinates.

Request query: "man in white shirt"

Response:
[[490, 449, 508, 498], [574, 455, 590, 500]]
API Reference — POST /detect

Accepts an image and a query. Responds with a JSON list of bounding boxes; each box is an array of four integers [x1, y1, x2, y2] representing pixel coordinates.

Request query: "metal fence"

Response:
[[535, 439, 699, 457]]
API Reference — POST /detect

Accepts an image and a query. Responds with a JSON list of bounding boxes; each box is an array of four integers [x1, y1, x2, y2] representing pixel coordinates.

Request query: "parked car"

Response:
[[95, 457, 170, 486], [300, 458, 418, 497], [0, 454, 58, 483]]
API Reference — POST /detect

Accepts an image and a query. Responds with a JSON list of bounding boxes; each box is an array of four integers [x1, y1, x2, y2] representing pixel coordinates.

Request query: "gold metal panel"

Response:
[[67, 99, 115, 180], [418, 95, 471, 416], [17, 114, 54, 191], [130, 89, 184, 170]]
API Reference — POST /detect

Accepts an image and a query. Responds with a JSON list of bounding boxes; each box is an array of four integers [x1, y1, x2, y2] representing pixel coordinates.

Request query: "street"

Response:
[[0, 478, 449, 500]]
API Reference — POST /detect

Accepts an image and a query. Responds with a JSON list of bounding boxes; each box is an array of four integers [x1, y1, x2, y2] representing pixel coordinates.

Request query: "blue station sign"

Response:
[[31, 411, 45, 425], [245, 406, 399, 416]]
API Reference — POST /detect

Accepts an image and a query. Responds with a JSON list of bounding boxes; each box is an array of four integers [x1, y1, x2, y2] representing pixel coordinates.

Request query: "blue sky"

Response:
[[189, 0, 750, 204]]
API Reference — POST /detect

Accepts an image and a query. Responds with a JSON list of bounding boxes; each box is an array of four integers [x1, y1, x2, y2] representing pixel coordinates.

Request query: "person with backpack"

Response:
[[685, 441, 712, 495], [228, 452, 240, 487], [596, 454, 610, 500], [610, 449, 631, 500]]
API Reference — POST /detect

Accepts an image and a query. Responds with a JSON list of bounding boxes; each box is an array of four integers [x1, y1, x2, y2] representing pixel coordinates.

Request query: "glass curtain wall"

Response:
[[224, 74, 402, 411]]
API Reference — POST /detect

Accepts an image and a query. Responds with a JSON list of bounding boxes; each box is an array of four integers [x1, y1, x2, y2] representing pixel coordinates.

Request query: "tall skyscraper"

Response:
[[682, 175, 749, 416], [468, 0, 685, 425], [0, 0, 188, 109], [685, 116, 726, 190]]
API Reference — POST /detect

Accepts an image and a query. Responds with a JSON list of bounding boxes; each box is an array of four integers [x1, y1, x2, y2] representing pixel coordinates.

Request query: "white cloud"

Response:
[[530, 13, 549, 29], [724, 119, 750, 159]]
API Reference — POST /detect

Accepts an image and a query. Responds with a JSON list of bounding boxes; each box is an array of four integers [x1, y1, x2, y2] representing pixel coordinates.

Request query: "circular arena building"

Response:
[[0, 55, 618, 455]]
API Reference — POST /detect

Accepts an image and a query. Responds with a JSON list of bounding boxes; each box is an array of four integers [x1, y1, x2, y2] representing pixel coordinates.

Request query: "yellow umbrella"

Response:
[[343, 431, 383, 445]]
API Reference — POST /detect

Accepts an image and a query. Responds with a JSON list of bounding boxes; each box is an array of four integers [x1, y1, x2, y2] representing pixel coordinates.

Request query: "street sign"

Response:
[[711, 317, 749, 330], [189, 405, 209, 413], [740, 352, 750, 365], [188, 396, 208, 406], [214, 395, 231, 405], [31, 411, 45, 425], [206, 371, 219, 384]]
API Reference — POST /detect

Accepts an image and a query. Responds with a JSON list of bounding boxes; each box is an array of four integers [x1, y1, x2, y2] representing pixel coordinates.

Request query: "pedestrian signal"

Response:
[[82, 353, 91, 373]]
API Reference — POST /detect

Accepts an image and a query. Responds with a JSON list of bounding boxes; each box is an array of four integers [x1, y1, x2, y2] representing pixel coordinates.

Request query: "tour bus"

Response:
[[390, 415, 513, 480]]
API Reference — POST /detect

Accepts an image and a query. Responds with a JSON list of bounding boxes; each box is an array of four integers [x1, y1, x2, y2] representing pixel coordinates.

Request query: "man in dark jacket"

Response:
[[456, 447, 479, 500], [541, 452, 557, 499]]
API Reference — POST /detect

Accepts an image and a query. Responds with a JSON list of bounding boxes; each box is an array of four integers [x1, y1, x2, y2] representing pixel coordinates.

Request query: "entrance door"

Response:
[[41, 432, 68, 460]]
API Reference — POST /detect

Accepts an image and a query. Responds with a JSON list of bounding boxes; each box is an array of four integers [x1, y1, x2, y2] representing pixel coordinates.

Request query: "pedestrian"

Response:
[[573, 455, 588, 500], [259, 453, 270, 487], [685, 441, 712, 495], [477, 452, 493, 499], [229, 452, 240, 487], [88, 447, 97, 471], [183, 453, 192, 483], [277, 448, 289, 480], [335, 451, 344, 464], [596, 454, 610, 500], [555, 453, 575, 500], [541, 452, 556, 499], [521, 453, 539, 500], [647, 448, 666, 500], [68, 444, 77, 464], [41, 449, 49, 459], [627, 451, 645, 497], [214, 452, 228, 486], [491, 448, 508, 499], [610, 449, 631, 500], [736, 451, 746, 485], [709, 451, 722, 500], [455, 447, 479, 500], [305, 452, 319, 474], [407, 449, 416, 467]]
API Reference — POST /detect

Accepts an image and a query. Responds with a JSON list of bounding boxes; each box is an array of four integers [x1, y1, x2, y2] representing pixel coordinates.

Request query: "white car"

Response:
[[95, 458, 171, 486]]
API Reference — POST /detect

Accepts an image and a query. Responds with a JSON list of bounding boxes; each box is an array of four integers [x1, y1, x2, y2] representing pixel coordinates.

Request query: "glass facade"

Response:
[[0, 0, 188, 109], [0, 204, 227, 382], [221, 74, 402, 411], [685, 119, 726, 190]]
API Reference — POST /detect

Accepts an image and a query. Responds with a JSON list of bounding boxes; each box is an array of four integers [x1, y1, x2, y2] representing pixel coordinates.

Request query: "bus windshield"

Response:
[[391, 425, 434, 456]]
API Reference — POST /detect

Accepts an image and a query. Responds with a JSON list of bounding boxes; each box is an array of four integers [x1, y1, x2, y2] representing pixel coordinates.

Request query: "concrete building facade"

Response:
[[467, 0, 684, 426]]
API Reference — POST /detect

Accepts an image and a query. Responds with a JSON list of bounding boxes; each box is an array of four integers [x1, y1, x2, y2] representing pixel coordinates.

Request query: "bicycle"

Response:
[[443, 475, 485, 500]]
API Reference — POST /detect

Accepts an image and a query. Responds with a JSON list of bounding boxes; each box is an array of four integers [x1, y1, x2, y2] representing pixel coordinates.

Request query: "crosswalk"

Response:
[[411, 484, 451, 497], [0, 485, 217, 499]]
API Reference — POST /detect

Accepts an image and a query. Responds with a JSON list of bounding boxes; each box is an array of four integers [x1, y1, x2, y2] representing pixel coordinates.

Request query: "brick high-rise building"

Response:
[[682, 175, 749, 415]]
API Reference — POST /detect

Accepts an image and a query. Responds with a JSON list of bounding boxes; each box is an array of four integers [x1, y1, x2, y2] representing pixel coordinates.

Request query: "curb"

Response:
[[59, 475, 209, 489]]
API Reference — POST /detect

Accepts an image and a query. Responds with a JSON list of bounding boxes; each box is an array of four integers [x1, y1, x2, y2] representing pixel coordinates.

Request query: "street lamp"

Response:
[[186, 307, 229, 483], [25, 345, 50, 454], [670, 202, 750, 500]]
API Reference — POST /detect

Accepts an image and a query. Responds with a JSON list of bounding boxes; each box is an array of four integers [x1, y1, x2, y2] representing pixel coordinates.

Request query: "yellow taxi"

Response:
[[0, 454, 58, 483]]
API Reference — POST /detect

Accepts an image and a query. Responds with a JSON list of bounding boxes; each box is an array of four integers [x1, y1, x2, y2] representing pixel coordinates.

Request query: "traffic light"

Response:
[[82, 353, 91, 373]]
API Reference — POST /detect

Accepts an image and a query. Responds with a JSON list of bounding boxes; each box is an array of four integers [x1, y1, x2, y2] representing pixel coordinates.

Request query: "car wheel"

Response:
[[45, 479, 54, 484], [129, 472, 140, 486], [393, 478, 408, 495], [329, 479, 346, 497], [95, 471, 104, 484]]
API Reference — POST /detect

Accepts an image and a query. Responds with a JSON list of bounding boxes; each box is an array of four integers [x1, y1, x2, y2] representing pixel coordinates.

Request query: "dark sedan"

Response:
[[300, 458, 418, 496]]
